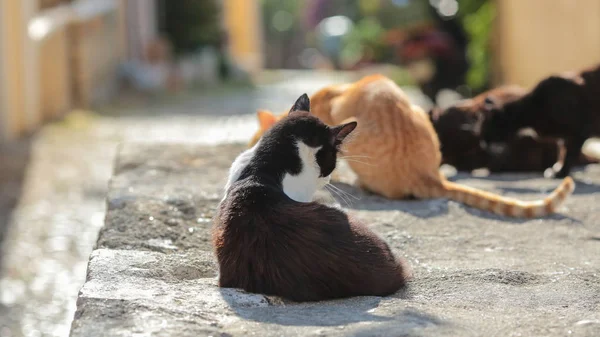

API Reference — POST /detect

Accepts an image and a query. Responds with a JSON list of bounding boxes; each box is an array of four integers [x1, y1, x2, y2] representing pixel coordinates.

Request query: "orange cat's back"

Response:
[[322, 75, 441, 198], [309, 75, 574, 218]]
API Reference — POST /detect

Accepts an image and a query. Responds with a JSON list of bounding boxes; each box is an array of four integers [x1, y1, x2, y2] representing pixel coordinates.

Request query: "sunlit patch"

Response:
[[318, 16, 353, 37], [28, 17, 51, 40], [433, 0, 459, 18]]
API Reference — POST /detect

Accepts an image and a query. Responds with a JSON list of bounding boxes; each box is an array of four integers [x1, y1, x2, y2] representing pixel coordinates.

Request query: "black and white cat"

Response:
[[213, 94, 410, 302]]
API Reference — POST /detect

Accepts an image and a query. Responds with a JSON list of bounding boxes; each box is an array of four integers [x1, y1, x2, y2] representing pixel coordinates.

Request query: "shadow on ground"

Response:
[[491, 178, 600, 196], [0, 136, 33, 331], [220, 291, 387, 326], [328, 181, 450, 219], [328, 174, 584, 223], [0, 137, 32, 272], [219, 288, 449, 336]]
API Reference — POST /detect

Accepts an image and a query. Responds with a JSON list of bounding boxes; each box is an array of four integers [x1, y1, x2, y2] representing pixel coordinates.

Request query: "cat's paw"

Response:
[[544, 167, 569, 179], [553, 169, 570, 178]]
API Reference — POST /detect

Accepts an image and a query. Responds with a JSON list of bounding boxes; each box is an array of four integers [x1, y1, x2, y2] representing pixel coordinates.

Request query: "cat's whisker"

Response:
[[340, 155, 372, 159], [340, 157, 373, 162], [342, 158, 376, 167], [332, 189, 359, 205], [327, 183, 360, 201], [331, 184, 356, 203], [323, 185, 343, 206], [337, 188, 360, 202], [217, 92, 409, 302], [326, 185, 355, 209], [324, 185, 344, 206], [330, 186, 352, 207], [325, 184, 351, 207]]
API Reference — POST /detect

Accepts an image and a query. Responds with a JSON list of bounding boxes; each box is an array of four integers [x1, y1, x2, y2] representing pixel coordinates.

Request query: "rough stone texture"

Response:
[[70, 143, 600, 337], [0, 71, 432, 337]]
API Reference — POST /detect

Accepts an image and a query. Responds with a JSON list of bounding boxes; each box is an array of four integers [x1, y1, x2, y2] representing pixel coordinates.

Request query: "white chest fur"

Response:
[[282, 141, 328, 202], [224, 140, 328, 203]]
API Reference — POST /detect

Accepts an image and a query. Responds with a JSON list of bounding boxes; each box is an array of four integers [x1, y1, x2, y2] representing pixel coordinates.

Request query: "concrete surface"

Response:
[[70, 142, 600, 337], [2, 70, 408, 337]]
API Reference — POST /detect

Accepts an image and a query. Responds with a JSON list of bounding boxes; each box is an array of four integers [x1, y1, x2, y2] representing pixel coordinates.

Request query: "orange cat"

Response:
[[250, 75, 575, 218], [249, 110, 286, 147]]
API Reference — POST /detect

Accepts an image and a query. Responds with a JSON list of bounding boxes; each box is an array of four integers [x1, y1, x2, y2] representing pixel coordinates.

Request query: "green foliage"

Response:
[[385, 65, 416, 86], [260, 0, 304, 35], [159, 0, 223, 55], [377, 0, 430, 30], [352, 17, 385, 44], [341, 17, 387, 66], [459, 0, 495, 92]]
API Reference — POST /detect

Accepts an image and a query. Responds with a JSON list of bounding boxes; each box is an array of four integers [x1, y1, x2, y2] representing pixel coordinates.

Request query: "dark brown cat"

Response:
[[213, 94, 409, 302], [429, 86, 526, 171], [486, 130, 561, 172], [482, 64, 600, 178], [430, 85, 597, 172]]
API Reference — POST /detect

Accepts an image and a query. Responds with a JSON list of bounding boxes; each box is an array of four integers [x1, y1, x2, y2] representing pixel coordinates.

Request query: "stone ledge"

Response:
[[70, 143, 600, 336]]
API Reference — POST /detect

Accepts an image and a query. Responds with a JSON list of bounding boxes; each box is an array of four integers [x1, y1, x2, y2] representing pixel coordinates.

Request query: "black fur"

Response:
[[481, 65, 600, 178], [213, 94, 409, 302], [429, 85, 596, 173], [289, 93, 311, 113], [241, 96, 356, 180]]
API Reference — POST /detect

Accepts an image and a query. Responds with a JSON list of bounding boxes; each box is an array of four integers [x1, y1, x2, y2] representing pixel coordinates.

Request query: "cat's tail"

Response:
[[431, 177, 575, 218]]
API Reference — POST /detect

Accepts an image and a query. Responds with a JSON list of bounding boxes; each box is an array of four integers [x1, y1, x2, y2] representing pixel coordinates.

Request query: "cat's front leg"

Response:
[[545, 137, 586, 178]]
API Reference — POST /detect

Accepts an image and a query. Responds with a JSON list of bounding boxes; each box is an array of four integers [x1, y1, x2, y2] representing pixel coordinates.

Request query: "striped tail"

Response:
[[438, 177, 575, 218]]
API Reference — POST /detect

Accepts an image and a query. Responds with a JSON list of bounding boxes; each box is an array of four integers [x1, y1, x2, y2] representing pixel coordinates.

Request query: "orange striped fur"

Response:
[[249, 75, 575, 218], [436, 178, 574, 218], [248, 110, 287, 147]]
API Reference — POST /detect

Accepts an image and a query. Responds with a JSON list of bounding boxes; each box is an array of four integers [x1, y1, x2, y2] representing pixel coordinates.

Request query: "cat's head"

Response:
[[259, 94, 356, 201], [248, 109, 287, 148], [247, 84, 350, 148], [428, 101, 488, 171], [478, 86, 529, 143], [480, 96, 518, 144], [310, 84, 349, 125]]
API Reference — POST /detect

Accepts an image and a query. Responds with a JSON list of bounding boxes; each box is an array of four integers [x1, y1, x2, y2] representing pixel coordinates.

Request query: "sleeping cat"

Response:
[[429, 86, 597, 172], [214, 94, 409, 302], [482, 64, 600, 178], [252, 75, 575, 218]]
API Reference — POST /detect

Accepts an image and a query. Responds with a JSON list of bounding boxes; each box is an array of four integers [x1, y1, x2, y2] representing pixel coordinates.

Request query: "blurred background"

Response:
[[0, 0, 599, 336]]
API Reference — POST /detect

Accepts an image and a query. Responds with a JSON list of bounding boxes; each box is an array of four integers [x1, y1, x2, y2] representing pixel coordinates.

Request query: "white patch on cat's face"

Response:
[[223, 141, 259, 200], [282, 141, 327, 202]]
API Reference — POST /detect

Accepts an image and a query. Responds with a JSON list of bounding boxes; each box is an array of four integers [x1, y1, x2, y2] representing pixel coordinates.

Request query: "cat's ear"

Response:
[[331, 121, 357, 145], [289, 93, 310, 114], [257, 110, 277, 130]]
